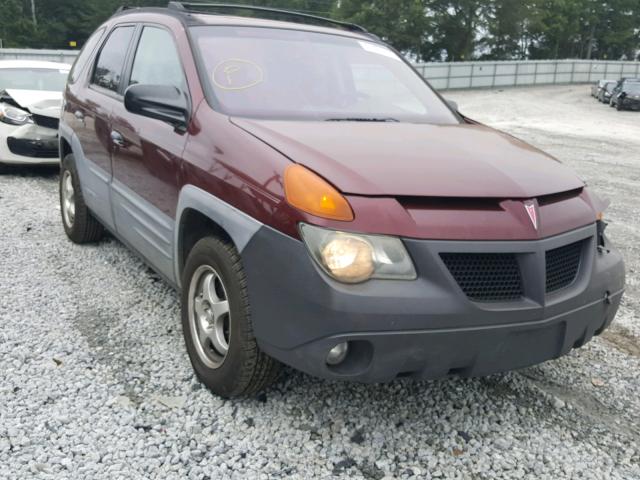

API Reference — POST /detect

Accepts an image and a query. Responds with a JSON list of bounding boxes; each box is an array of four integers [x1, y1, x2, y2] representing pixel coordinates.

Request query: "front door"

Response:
[[110, 25, 190, 281]]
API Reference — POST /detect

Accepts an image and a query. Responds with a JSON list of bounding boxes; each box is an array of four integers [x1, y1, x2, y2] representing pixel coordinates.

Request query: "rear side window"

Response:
[[129, 27, 186, 91], [91, 26, 135, 93], [69, 27, 105, 84]]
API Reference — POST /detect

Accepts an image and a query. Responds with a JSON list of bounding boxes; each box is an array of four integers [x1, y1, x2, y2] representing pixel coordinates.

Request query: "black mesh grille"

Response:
[[31, 114, 59, 130], [440, 253, 523, 302], [545, 241, 583, 293]]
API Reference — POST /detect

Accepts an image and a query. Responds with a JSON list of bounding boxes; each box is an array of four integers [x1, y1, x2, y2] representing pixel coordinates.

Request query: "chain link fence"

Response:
[[2, 49, 640, 90]]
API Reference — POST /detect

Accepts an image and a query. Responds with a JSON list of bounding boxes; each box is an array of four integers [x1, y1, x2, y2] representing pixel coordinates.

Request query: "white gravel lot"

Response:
[[1, 85, 639, 480]]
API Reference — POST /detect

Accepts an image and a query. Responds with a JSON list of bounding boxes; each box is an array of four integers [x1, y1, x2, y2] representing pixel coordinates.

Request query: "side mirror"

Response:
[[446, 98, 459, 112], [124, 84, 189, 131]]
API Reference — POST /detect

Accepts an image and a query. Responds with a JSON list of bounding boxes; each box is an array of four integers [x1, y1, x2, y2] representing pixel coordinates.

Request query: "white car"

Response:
[[0, 60, 70, 166]]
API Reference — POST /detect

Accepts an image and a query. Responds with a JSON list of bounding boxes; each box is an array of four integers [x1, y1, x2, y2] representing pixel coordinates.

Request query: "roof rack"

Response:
[[112, 5, 137, 15], [166, 2, 368, 33]]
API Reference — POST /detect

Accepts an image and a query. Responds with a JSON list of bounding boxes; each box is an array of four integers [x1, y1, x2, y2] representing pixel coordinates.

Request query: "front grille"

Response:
[[31, 114, 59, 130], [440, 252, 523, 302], [545, 241, 583, 293]]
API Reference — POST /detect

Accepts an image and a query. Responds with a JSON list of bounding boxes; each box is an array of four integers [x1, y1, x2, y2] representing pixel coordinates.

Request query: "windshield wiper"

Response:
[[324, 117, 400, 122]]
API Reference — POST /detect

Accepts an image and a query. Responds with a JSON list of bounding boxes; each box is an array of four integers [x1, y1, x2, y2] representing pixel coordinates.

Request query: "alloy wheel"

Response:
[[188, 265, 231, 369], [61, 170, 76, 227]]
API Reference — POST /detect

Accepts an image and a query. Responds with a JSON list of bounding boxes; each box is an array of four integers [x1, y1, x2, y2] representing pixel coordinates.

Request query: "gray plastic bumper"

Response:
[[241, 224, 625, 382]]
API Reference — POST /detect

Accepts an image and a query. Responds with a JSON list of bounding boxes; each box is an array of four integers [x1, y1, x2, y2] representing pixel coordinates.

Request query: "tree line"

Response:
[[0, 0, 638, 61]]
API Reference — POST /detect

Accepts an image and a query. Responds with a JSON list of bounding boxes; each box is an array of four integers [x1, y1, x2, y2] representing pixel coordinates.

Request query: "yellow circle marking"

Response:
[[212, 58, 264, 91]]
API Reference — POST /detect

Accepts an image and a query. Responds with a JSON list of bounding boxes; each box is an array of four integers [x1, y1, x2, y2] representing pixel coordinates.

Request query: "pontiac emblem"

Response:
[[525, 202, 538, 230]]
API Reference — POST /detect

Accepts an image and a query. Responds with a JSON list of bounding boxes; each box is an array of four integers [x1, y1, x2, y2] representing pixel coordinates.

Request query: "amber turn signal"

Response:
[[284, 164, 354, 221]]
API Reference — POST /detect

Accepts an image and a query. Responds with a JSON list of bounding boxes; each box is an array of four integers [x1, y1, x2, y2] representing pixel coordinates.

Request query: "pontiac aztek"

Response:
[[58, 3, 625, 397]]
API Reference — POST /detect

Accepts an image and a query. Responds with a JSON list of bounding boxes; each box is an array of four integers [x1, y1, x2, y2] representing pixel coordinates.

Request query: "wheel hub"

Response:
[[61, 170, 76, 227], [188, 265, 231, 369]]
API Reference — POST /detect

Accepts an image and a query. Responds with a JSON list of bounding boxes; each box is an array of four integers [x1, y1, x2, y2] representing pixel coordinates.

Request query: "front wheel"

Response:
[[616, 101, 623, 111], [181, 236, 280, 397]]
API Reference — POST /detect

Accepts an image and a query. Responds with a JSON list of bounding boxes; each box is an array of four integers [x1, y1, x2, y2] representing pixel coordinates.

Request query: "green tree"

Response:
[[0, 0, 36, 48], [0, 0, 638, 61], [480, 0, 536, 59], [333, 0, 430, 60], [425, 0, 487, 61]]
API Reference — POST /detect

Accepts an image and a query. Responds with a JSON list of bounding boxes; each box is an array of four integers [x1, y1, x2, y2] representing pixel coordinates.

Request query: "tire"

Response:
[[609, 100, 615, 108], [59, 154, 104, 243], [616, 101, 623, 111], [181, 236, 280, 398]]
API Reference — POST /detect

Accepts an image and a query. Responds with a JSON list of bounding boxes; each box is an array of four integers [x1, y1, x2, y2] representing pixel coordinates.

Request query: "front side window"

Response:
[[92, 26, 135, 93], [191, 26, 457, 124], [0, 68, 69, 91], [69, 27, 106, 84], [129, 26, 186, 91]]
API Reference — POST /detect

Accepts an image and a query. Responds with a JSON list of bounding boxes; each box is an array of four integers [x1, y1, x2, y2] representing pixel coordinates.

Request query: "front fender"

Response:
[[174, 185, 263, 289]]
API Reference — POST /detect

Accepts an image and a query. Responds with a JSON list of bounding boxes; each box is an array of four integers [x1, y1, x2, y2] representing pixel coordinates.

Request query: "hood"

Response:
[[231, 118, 585, 198], [1, 89, 62, 118]]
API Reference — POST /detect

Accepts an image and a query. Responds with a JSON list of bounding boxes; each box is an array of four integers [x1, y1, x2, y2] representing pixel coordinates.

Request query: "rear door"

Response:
[[69, 24, 136, 229], [110, 25, 190, 281]]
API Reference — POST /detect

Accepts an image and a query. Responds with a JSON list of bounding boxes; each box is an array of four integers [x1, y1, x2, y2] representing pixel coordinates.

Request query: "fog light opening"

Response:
[[326, 342, 349, 366]]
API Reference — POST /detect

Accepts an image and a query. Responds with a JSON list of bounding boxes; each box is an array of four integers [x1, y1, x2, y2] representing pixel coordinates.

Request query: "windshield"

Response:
[[191, 26, 457, 124], [0, 68, 69, 92], [625, 83, 640, 94]]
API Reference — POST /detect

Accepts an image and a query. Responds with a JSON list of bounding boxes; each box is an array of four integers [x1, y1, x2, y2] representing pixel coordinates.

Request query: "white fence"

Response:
[[0, 48, 78, 65], [416, 59, 640, 90], [2, 49, 640, 90]]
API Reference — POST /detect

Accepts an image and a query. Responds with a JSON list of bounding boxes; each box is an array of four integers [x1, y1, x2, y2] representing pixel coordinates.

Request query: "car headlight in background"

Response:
[[0, 103, 32, 125], [300, 223, 416, 283]]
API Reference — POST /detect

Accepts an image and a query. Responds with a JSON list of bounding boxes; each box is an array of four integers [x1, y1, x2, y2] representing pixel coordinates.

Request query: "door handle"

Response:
[[74, 110, 85, 125], [110, 130, 125, 148]]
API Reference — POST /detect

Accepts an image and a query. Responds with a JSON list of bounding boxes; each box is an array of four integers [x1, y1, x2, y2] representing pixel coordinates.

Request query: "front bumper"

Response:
[[242, 224, 624, 382], [1, 122, 59, 164], [620, 97, 640, 110]]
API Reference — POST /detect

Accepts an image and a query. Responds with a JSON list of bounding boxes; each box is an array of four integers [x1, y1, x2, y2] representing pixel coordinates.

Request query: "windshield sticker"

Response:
[[358, 41, 400, 61], [212, 59, 264, 91]]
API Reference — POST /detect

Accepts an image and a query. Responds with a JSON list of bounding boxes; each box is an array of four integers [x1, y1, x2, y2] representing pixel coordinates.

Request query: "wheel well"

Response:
[[178, 208, 233, 277], [60, 137, 72, 160]]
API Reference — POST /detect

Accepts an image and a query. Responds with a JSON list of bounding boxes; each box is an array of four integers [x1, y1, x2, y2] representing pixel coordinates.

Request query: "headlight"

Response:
[[0, 103, 31, 125], [300, 223, 416, 283]]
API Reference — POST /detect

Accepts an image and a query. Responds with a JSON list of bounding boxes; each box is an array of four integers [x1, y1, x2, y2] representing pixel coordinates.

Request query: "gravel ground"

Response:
[[1, 85, 639, 480]]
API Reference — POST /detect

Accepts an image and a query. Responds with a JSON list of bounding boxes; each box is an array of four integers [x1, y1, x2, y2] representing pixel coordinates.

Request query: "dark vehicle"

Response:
[[610, 80, 640, 111], [591, 78, 616, 98], [597, 81, 617, 103], [609, 78, 640, 105], [58, 3, 625, 397]]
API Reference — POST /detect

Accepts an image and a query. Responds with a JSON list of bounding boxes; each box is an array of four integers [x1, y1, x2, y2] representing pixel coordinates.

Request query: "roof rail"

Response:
[[166, 2, 367, 33], [114, 5, 135, 14], [111, 5, 139, 17]]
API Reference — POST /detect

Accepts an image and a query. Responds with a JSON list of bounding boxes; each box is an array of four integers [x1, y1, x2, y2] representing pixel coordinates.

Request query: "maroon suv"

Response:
[[59, 3, 625, 397]]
